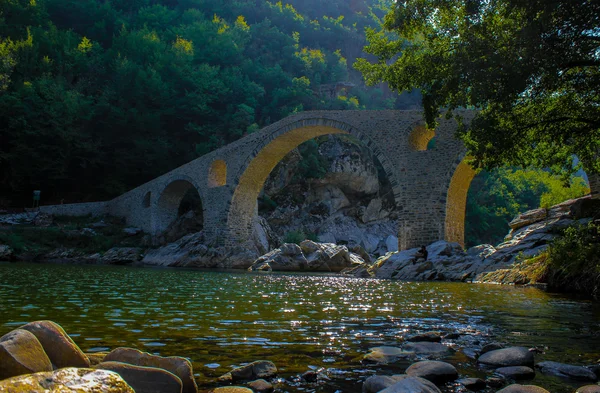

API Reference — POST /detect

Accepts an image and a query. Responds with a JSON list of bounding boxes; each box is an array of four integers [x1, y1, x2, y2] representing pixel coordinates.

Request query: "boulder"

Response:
[[385, 235, 399, 252], [496, 384, 550, 393], [250, 241, 364, 272], [478, 347, 534, 367], [362, 346, 414, 365], [20, 320, 90, 368], [379, 375, 442, 393], [480, 342, 504, 355], [405, 361, 458, 384], [0, 245, 13, 260], [509, 209, 547, 230], [363, 375, 406, 393], [218, 360, 277, 382], [0, 367, 134, 392], [301, 370, 318, 382], [577, 386, 600, 393], [536, 361, 597, 381], [33, 212, 53, 227], [362, 198, 382, 223], [142, 232, 258, 269], [0, 329, 52, 379], [456, 377, 486, 391], [495, 366, 535, 380], [95, 361, 183, 393], [247, 379, 274, 393], [403, 342, 451, 356], [308, 185, 350, 214], [104, 347, 197, 393]]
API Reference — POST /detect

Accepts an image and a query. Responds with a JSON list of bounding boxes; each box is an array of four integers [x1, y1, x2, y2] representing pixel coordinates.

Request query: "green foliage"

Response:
[[296, 139, 328, 180], [465, 168, 589, 247], [283, 229, 306, 244], [356, 0, 600, 176], [545, 223, 600, 298], [0, 0, 401, 205]]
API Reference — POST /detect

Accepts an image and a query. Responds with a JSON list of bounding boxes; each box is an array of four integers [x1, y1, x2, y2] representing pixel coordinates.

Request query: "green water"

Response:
[[1, 262, 599, 392]]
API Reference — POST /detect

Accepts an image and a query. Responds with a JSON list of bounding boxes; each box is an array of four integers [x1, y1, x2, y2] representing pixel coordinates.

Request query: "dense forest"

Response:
[[0, 0, 406, 204], [0, 0, 590, 247]]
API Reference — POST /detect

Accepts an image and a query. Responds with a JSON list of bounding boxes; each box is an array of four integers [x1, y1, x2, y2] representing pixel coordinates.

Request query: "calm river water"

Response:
[[1, 262, 599, 392]]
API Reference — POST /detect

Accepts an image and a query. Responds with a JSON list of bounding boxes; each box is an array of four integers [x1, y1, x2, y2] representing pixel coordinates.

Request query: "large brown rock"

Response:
[[95, 361, 183, 393], [0, 367, 134, 392], [20, 320, 90, 368], [104, 347, 197, 393], [0, 329, 52, 379]]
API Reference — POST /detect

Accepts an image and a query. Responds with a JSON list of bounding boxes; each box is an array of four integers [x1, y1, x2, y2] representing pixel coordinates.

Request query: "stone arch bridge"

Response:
[[101, 110, 598, 250]]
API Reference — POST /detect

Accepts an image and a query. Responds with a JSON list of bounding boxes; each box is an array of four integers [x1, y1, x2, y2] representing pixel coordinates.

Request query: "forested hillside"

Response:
[[0, 0, 401, 204]]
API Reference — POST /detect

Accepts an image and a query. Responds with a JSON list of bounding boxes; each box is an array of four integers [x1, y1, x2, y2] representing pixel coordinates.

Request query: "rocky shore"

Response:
[[1, 320, 599, 393], [0, 196, 598, 291]]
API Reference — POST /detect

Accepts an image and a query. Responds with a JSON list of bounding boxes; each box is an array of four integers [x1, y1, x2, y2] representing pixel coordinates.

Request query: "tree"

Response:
[[355, 1, 600, 175]]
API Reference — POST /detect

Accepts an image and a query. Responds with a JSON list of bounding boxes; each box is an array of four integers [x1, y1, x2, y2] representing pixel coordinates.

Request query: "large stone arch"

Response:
[[226, 118, 400, 244], [155, 178, 205, 234]]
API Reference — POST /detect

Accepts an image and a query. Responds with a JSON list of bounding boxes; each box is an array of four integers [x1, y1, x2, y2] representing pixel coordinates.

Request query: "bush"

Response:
[[283, 230, 306, 244], [546, 222, 600, 298]]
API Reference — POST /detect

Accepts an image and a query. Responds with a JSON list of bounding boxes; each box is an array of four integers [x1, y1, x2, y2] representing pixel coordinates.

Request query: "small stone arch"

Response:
[[227, 119, 398, 243], [208, 159, 227, 188], [156, 179, 204, 234], [444, 158, 477, 247], [408, 125, 436, 151]]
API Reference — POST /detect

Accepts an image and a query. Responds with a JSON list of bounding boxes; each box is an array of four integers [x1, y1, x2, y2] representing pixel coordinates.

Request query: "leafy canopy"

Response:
[[355, 0, 600, 174]]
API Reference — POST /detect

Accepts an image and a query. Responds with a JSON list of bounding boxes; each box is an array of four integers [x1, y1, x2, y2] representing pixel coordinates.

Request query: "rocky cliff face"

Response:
[[259, 135, 398, 257]]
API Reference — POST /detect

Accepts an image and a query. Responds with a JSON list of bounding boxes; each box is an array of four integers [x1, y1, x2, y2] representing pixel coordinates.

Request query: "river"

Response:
[[1, 262, 599, 392]]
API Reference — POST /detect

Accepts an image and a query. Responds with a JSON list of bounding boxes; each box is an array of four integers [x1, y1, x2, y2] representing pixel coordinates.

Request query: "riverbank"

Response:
[[1, 196, 599, 298]]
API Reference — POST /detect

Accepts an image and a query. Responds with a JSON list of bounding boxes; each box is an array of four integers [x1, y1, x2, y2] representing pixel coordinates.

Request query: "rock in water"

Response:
[[362, 347, 414, 365], [496, 384, 550, 393], [95, 361, 183, 393], [0, 367, 134, 392], [247, 379, 274, 393], [104, 347, 198, 393], [379, 375, 442, 393], [20, 320, 90, 368], [536, 361, 598, 381], [577, 386, 600, 393], [495, 366, 535, 380], [218, 360, 277, 382], [457, 377, 486, 391], [405, 361, 458, 384], [0, 329, 52, 379], [210, 388, 254, 393], [478, 347, 534, 367], [363, 375, 406, 393]]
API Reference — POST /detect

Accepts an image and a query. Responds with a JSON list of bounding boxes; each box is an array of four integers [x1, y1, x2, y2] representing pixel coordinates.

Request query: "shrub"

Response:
[[546, 222, 600, 298], [283, 230, 306, 244]]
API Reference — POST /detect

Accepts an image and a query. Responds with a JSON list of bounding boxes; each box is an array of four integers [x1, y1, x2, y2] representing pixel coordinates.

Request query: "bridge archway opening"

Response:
[[444, 159, 477, 247], [156, 180, 204, 236], [228, 123, 397, 245], [451, 162, 594, 249], [409, 125, 435, 151]]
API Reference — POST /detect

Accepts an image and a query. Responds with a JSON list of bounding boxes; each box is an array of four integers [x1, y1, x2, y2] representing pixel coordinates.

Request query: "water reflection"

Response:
[[0, 263, 599, 392]]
